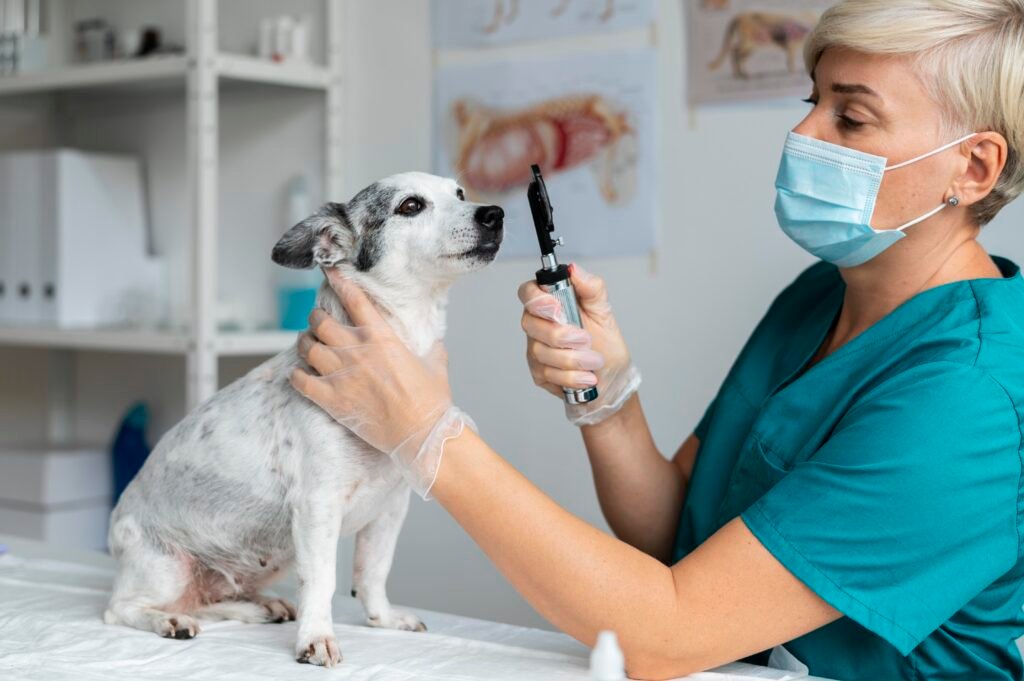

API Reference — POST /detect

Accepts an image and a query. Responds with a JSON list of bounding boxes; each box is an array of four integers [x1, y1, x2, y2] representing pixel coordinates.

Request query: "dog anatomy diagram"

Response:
[[435, 49, 656, 258], [687, 0, 834, 105], [433, 0, 655, 48], [450, 95, 636, 203]]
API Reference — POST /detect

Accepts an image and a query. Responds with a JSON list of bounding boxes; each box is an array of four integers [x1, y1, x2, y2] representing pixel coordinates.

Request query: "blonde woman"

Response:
[[291, 1, 1024, 678]]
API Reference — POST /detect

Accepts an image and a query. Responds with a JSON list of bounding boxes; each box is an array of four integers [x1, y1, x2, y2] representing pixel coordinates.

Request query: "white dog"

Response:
[[104, 173, 504, 666]]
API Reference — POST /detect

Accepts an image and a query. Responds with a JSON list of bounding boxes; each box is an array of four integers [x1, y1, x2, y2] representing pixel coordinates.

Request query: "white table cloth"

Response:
[[0, 536, 829, 681]]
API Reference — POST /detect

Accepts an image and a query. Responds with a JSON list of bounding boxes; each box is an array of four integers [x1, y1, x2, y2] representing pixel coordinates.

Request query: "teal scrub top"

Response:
[[673, 257, 1024, 681]]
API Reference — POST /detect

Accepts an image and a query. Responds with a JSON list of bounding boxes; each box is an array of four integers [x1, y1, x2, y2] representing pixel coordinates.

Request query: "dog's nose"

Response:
[[475, 205, 504, 231]]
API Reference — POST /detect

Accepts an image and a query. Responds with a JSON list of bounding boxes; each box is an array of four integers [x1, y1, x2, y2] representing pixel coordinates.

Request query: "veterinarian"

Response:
[[291, 1, 1024, 679]]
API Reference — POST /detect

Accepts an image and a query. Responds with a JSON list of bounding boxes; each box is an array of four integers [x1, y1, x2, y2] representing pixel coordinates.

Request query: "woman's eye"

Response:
[[837, 113, 865, 130], [802, 96, 818, 106], [456, 188, 465, 201], [397, 197, 425, 216]]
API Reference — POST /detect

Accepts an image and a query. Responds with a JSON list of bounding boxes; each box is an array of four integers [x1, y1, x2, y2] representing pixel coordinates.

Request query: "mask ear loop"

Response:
[[885, 132, 978, 171], [893, 201, 948, 232], [885, 134, 975, 232]]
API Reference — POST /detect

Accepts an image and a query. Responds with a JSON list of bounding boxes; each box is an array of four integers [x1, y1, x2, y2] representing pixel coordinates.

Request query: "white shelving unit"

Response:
[[0, 0, 344, 416], [0, 52, 333, 96]]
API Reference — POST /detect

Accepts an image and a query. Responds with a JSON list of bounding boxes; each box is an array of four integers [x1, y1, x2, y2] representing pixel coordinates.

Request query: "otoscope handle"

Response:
[[536, 266, 599, 405]]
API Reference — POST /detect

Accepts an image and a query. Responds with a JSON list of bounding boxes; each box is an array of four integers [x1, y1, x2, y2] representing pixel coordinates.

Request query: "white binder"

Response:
[[9, 151, 42, 324], [49, 150, 158, 327], [0, 153, 10, 322]]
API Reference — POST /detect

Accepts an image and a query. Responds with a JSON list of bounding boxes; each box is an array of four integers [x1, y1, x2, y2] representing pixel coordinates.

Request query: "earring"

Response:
[[948, 196, 961, 207]]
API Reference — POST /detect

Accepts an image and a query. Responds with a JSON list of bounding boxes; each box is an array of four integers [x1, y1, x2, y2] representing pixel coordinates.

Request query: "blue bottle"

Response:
[[111, 403, 151, 506]]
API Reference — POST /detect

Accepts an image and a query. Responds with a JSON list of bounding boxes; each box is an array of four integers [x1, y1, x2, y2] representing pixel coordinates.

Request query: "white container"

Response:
[[590, 631, 626, 681], [291, 16, 309, 63], [257, 17, 274, 60], [274, 15, 294, 61], [0, 149, 162, 327], [0, 445, 112, 550]]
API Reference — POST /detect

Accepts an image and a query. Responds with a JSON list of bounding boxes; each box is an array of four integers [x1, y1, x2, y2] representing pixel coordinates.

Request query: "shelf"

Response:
[[0, 53, 331, 97], [217, 54, 332, 90], [0, 326, 299, 356], [0, 325, 190, 355], [215, 330, 298, 357], [0, 56, 189, 95]]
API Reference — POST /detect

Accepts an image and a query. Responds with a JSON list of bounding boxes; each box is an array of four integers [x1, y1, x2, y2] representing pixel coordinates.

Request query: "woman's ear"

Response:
[[271, 202, 354, 269], [954, 132, 1008, 210]]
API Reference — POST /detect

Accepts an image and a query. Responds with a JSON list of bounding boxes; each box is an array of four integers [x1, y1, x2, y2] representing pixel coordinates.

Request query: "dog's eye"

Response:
[[397, 197, 425, 216], [456, 188, 465, 201]]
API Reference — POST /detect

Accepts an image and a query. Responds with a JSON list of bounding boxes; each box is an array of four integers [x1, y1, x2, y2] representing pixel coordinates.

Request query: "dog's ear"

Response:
[[271, 202, 354, 269]]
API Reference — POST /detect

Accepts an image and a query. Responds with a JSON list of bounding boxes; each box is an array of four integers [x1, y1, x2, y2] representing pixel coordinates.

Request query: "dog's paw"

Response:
[[158, 614, 200, 640], [367, 608, 427, 633], [296, 635, 343, 667], [259, 597, 297, 623]]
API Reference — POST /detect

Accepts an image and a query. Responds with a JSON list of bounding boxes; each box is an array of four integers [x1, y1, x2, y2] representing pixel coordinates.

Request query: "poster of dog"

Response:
[[686, 0, 835, 105], [434, 48, 657, 258], [433, 0, 656, 49]]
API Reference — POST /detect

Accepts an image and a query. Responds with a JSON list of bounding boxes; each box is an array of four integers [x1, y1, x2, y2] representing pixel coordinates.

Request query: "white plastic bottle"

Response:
[[590, 630, 626, 681]]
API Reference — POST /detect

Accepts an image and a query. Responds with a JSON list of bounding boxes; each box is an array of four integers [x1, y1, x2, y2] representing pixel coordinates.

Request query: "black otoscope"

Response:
[[528, 164, 599, 405]]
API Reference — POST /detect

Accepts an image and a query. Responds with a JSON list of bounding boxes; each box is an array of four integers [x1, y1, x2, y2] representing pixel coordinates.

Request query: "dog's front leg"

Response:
[[292, 499, 343, 667], [352, 488, 426, 632]]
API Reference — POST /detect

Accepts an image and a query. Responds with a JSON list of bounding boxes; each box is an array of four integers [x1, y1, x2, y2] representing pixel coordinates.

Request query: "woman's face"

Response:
[[793, 48, 967, 232]]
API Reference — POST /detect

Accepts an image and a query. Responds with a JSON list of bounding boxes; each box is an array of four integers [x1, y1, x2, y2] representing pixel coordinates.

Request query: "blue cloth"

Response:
[[673, 257, 1024, 681]]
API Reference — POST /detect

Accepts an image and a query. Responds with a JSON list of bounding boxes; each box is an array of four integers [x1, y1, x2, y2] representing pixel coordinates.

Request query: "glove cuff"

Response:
[[393, 405, 476, 500], [566, 364, 642, 427]]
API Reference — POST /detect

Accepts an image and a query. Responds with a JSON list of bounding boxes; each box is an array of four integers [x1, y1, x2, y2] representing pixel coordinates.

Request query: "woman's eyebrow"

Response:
[[831, 82, 880, 98]]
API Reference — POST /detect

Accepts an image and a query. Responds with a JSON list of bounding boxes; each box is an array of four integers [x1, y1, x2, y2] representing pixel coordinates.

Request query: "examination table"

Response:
[[0, 534, 832, 680]]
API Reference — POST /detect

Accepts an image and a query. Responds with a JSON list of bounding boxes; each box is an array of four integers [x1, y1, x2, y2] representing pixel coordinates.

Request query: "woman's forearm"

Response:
[[431, 428, 685, 675], [430, 428, 839, 680], [579, 394, 686, 562]]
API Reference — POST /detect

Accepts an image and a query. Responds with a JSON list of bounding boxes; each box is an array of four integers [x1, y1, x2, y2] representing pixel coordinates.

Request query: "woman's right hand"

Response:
[[518, 264, 636, 412]]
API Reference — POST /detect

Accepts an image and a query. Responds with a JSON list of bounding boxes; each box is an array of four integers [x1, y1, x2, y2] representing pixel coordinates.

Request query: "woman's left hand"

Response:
[[290, 269, 473, 497]]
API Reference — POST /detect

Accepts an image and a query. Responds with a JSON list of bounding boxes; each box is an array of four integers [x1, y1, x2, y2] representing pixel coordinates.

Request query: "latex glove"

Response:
[[518, 263, 641, 427], [291, 271, 474, 499]]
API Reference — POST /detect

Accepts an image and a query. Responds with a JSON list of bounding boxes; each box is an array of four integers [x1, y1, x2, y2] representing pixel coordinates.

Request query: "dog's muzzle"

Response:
[[475, 205, 504, 233], [469, 205, 504, 257]]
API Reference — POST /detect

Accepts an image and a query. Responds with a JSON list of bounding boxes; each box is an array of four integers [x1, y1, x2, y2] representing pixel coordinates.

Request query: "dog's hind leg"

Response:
[[198, 596, 296, 624], [291, 498, 343, 666], [352, 489, 425, 632], [104, 517, 201, 639]]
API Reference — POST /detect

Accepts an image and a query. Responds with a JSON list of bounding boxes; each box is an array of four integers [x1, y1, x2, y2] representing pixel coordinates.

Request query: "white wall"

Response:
[[345, 0, 1024, 630], [1, 0, 1022, 631]]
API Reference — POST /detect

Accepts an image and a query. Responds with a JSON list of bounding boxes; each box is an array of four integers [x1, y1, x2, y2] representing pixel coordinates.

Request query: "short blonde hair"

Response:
[[805, 0, 1024, 225]]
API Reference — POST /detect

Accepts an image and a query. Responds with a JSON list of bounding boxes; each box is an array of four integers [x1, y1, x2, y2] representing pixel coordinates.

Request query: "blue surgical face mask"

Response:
[[774, 131, 975, 268]]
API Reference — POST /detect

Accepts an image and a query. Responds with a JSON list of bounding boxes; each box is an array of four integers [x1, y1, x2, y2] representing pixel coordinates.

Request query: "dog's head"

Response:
[[271, 172, 503, 283]]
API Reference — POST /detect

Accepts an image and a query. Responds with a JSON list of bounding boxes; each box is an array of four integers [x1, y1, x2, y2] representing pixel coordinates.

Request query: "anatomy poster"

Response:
[[686, 0, 834, 105], [433, 0, 655, 49], [434, 48, 657, 259]]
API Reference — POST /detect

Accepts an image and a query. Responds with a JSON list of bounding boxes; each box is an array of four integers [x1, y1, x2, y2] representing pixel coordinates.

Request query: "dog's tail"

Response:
[[707, 16, 739, 72]]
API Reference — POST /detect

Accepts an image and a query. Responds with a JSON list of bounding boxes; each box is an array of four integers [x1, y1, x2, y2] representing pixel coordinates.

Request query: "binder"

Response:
[[9, 151, 41, 324], [36, 151, 57, 324], [0, 153, 10, 322], [51, 150, 155, 327]]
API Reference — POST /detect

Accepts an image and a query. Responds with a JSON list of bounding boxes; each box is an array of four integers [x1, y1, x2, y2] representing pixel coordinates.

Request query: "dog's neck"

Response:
[[314, 274, 450, 357]]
